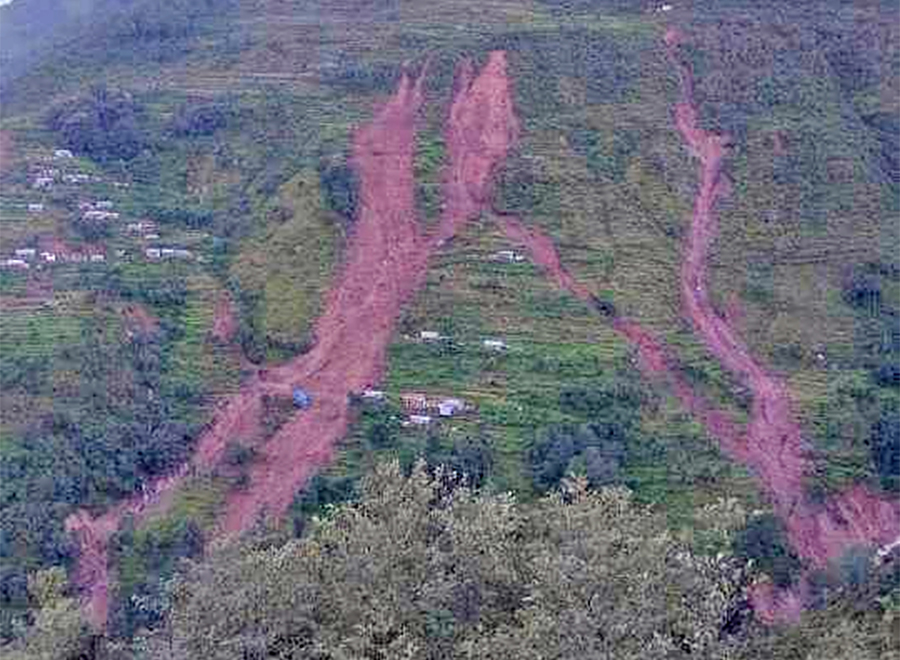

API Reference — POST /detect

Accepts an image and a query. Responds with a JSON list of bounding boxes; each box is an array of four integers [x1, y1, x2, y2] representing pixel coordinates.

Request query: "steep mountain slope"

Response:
[[0, 0, 897, 653]]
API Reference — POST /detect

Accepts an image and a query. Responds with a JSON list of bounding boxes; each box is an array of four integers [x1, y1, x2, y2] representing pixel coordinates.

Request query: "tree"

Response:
[[1, 568, 88, 660], [733, 514, 804, 588], [47, 86, 146, 162], [154, 461, 743, 659]]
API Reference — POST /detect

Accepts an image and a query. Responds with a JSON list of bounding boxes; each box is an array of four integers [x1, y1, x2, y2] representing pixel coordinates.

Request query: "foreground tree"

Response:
[[153, 461, 743, 659]]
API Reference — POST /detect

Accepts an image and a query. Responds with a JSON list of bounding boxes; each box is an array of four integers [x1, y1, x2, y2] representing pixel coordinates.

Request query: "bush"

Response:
[[870, 413, 900, 491], [733, 514, 803, 587], [171, 100, 233, 137], [319, 159, 358, 221]]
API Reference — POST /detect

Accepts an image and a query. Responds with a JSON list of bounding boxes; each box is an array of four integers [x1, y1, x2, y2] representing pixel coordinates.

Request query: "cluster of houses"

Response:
[[30, 151, 101, 190], [355, 388, 475, 428], [2, 246, 106, 270], [79, 199, 120, 221], [492, 249, 525, 263], [145, 247, 193, 260], [355, 330, 510, 427], [7, 148, 199, 271]]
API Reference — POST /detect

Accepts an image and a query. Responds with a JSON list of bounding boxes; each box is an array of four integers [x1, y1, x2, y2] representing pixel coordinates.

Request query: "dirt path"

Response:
[[67, 53, 520, 628], [224, 51, 519, 532], [220, 67, 433, 532]]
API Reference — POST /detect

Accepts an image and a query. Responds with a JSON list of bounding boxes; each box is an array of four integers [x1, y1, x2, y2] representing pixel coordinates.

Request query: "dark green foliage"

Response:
[[170, 100, 235, 138], [72, 213, 113, 241], [733, 514, 803, 588], [363, 406, 402, 450], [109, 515, 205, 638], [870, 412, 900, 491], [47, 85, 146, 161], [261, 395, 296, 439], [146, 204, 214, 229], [319, 158, 359, 221], [529, 381, 642, 491], [118, 274, 188, 308], [425, 431, 495, 489], [291, 473, 357, 522], [223, 441, 256, 468], [0, 316, 206, 638]]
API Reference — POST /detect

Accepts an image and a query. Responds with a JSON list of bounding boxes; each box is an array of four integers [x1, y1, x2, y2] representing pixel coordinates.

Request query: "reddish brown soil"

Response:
[[499, 29, 898, 624], [67, 53, 520, 627], [665, 26, 899, 620], [224, 52, 519, 532], [221, 67, 432, 532], [437, 52, 519, 244], [210, 291, 238, 343], [122, 303, 159, 338]]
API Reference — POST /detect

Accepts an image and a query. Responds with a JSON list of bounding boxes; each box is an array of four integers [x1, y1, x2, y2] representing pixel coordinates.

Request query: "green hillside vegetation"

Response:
[[0, 0, 898, 656]]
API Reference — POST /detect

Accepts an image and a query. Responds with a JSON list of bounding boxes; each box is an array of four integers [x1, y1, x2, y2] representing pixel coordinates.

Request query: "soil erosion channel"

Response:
[[665, 28, 898, 618], [501, 29, 899, 622], [66, 53, 517, 629]]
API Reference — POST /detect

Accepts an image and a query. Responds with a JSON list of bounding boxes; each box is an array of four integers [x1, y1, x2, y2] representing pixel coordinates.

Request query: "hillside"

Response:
[[0, 0, 898, 657]]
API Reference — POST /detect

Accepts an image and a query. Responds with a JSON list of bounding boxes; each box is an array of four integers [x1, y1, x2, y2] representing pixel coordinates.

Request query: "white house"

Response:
[[83, 210, 119, 221], [53, 149, 74, 159], [145, 248, 161, 260], [95, 200, 114, 209], [2, 259, 29, 269], [482, 339, 507, 351], [27, 203, 44, 213], [89, 254, 106, 263], [493, 250, 525, 263], [40, 252, 57, 263], [143, 233, 160, 240], [420, 330, 441, 341], [407, 415, 432, 426], [14, 248, 36, 259], [438, 398, 465, 417], [32, 177, 53, 190]]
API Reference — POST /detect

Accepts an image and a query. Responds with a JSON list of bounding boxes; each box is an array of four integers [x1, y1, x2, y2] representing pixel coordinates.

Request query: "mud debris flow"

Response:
[[502, 29, 899, 623], [666, 26, 898, 620], [65, 34, 898, 631], [66, 53, 519, 629]]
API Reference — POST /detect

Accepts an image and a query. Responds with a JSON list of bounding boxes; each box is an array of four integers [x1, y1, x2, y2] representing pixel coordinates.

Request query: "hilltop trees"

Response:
[[153, 461, 742, 659]]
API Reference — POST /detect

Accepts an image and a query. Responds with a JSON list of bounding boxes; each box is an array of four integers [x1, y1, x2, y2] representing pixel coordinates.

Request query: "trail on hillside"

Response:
[[664, 26, 899, 620], [66, 53, 520, 628]]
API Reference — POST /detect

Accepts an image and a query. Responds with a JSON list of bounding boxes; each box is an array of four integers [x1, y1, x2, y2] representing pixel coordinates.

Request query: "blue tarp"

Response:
[[292, 387, 312, 409]]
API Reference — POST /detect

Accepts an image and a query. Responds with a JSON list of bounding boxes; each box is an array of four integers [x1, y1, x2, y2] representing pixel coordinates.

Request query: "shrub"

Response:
[[733, 514, 803, 587], [870, 413, 900, 491]]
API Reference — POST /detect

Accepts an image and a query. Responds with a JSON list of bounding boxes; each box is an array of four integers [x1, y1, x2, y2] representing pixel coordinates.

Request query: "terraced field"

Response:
[[0, 0, 897, 653]]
